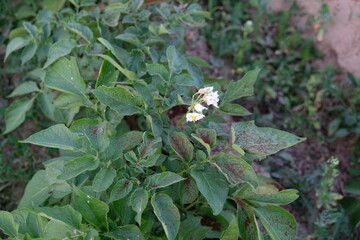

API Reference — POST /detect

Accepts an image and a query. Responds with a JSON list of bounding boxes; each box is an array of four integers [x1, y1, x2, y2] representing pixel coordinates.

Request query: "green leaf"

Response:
[[0, 211, 19, 238], [26, 212, 47, 238], [12, 208, 31, 234], [43, 39, 77, 68], [246, 189, 299, 205], [340, 196, 360, 230], [151, 193, 180, 240], [93, 86, 142, 116], [92, 168, 116, 192], [21, 41, 37, 65], [191, 134, 211, 156], [109, 179, 133, 202], [187, 56, 210, 67], [134, 81, 153, 106], [169, 132, 194, 161], [102, 9, 121, 27], [96, 59, 119, 88], [7, 81, 39, 98], [219, 103, 251, 116], [253, 206, 297, 240], [58, 155, 99, 180], [111, 225, 145, 240], [19, 170, 53, 208], [166, 45, 188, 73], [21, 124, 81, 150], [71, 118, 109, 152], [177, 215, 211, 240], [146, 63, 169, 81], [130, 188, 148, 225], [190, 164, 229, 215], [220, 217, 239, 240], [43, 220, 74, 238], [223, 69, 260, 103], [72, 186, 109, 230], [213, 153, 258, 187], [113, 197, 136, 225], [146, 114, 163, 136], [15, 5, 35, 19], [232, 121, 305, 158], [232, 144, 245, 155], [5, 37, 28, 61], [19, 157, 72, 208], [33, 205, 82, 229], [44, 57, 89, 101], [187, 62, 203, 88], [42, 0, 66, 12], [96, 54, 136, 80], [115, 33, 141, 47], [97, 37, 129, 66], [237, 202, 261, 240], [4, 97, 34, 134], [344, 179, 360, 195], [9, 27, 28, 40], [127, 49, 146, 75], [107, 131, 143, 160], [23, 21, 37, 40], [65, 22, 93, 43], [145, 172, 184, 189], [54, 93, 85, 109], [173, 74, 195, 86]]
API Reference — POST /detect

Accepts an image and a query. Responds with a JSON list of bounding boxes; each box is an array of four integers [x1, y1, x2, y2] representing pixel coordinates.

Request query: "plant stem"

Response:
[[177, 113, 187, 127]]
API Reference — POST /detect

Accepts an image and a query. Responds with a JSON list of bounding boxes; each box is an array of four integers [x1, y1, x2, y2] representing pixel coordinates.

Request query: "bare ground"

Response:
[[269, 0, 360, 77]]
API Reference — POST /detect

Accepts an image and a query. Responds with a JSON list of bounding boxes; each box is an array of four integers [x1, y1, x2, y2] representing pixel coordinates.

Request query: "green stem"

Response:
[[164, 71, 173, 97], [177, 113, 187, 127]]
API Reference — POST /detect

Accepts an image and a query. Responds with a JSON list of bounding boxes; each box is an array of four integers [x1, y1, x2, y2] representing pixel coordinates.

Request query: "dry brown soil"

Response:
[[269, 0, 360, 77]]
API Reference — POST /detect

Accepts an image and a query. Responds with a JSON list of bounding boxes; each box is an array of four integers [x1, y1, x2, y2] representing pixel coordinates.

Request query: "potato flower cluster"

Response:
[[186, 87, 219, 122]]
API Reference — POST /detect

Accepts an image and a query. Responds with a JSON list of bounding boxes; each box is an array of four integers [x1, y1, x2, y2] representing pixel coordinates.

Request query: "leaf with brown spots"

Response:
[[220, 217, 239, 240], [213, 153, 258, 188], [109, 178, 133, 202], [151, 193, 180, 240], [246, 189, 299, 206], [177, 215, 211, 240], [237, 202, 261, 240], [138, 132, 162, 158], [234, 177, 299, 206], [107, 131, 143, 160], [169, 132, 194, 161], [71, 118, 109, 152], [232, 121, 305, 159], [181, 176, 199, 204], [195, 128, 216, 148], [253, 206, 297, 240]]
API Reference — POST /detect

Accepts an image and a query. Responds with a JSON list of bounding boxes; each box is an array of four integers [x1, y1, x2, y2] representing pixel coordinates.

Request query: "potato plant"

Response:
[[1, 1, 305, 239]]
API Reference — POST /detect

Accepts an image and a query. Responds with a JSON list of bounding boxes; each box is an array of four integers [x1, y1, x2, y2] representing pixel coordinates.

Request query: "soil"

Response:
[[268, 0, 360, 77]]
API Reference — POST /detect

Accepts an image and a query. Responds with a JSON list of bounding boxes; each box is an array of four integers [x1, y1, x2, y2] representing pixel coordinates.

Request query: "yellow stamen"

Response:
[[192, 116, 197, 121]]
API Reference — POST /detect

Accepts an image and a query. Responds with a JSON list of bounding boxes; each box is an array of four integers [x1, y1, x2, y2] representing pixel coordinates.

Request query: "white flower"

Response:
[[245, 20, 253, 26], [194, 103, 207, 113], [203, 91, 219, 108], [197, 87, 213, 95], [186, 112, 205, 122]]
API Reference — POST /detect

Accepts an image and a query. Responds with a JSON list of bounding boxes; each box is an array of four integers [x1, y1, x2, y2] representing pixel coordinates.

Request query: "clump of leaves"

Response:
[[3, 0, 208, 134], [1, 1, 306, 240]]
